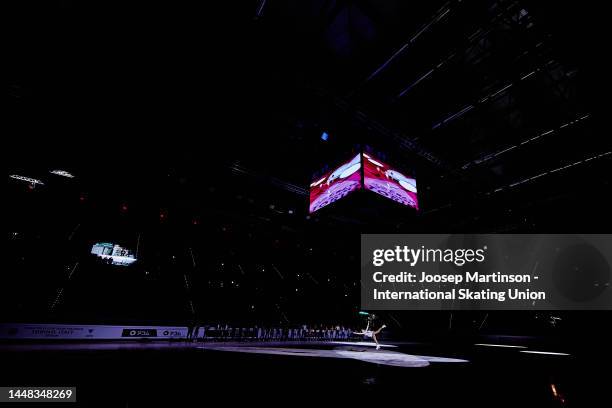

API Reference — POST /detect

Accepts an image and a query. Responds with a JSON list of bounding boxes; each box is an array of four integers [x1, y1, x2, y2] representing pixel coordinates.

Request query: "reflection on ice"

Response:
[[202, 345, 469, 368]]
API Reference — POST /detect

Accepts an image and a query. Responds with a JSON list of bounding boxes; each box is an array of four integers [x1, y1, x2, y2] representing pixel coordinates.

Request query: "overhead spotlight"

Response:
[[520, 350, 570, 356], [475, 343, 527, 349], [9, 174, 44, 186], [50, 170, 74, 178], [321, 131, 329, 141]]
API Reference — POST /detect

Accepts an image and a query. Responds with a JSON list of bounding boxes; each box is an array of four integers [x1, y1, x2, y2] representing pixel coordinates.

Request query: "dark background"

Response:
[[4, 1, 611, 340]]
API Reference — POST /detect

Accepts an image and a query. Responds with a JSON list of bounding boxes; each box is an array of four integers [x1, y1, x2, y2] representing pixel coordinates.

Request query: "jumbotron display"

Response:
[[91, 242, 137, 266], [309, 151, 418, 213], [309, 153, 361, 213], [363, 152, 418, 209]]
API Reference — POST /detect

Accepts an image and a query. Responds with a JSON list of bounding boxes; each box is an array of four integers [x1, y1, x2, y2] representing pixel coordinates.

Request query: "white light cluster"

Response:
[[474, 343, 527, 349], [9, 175, 44, 185], [50, 170, 75, 178], [520, 350, 570, 356]]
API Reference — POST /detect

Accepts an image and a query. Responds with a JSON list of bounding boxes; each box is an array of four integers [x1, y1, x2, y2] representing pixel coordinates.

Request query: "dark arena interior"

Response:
[[4, 1, 611, 407]]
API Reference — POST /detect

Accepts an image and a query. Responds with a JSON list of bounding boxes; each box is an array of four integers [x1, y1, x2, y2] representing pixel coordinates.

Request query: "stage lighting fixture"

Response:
[[9, 174, 44, 185], [520, 350, 570, 356], [50, 170, 75, 178], [474, 343, 527, 349]]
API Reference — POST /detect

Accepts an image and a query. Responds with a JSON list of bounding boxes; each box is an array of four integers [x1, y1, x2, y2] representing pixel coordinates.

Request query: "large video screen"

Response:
[[309, 153, 362, 213], [363, 152, 418, 209], [91, 242, 137, 266]]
